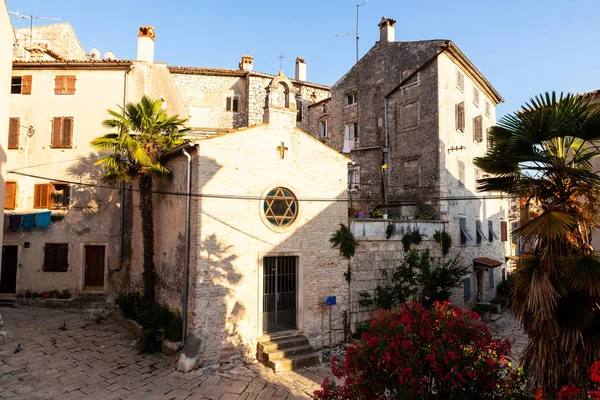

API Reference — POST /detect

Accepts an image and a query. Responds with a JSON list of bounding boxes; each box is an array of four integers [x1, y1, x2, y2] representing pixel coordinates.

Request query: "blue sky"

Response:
[[6, 0, 599, 117]]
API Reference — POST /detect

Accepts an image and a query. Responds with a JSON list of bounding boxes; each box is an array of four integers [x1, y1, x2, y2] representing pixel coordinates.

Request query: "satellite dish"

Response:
[[103, 50, 116, 60], [89, 48, 100, 60]]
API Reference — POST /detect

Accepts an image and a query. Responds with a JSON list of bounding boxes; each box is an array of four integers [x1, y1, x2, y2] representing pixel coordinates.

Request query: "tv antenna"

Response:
[[336, 2, 367, 64], [9, 10, 63, 47], [278, 54, 285, 72]]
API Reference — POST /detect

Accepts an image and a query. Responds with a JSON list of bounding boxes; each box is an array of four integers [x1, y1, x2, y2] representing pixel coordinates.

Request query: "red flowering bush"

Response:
[[314, 302, 527, 400], [537, 361, 600, 399]]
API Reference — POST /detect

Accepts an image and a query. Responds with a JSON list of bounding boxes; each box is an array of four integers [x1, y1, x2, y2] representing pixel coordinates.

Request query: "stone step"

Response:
[[262, 352, 321, 373], [261, 344, 315, 362], [258, 335, 309, 353], [0, 299, 16, 308]]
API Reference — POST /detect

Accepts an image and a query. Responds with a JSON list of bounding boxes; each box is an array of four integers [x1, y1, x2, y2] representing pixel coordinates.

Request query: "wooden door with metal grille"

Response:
[[0, 246, 18, 294], [263, 256, 297, 333], [84, 245, 105, 289]]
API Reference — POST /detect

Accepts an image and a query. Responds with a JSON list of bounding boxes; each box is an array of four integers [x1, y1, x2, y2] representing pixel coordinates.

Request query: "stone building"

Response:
[[309, 17, 511, 308], [128, 73, 350, 370], [12, 22, 88, 61], [1, 26, 187, 296]]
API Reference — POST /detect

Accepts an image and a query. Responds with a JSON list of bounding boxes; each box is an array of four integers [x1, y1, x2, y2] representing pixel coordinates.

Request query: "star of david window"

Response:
[[263, 187, 298, 228]]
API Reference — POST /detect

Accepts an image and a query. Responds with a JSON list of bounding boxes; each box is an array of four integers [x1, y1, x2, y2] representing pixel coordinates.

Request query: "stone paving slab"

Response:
[[0, 307, 329, 399], [486, 309, 528, 363]]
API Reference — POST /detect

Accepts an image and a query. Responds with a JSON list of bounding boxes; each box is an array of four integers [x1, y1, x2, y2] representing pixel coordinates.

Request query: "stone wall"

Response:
[[13, 23, 87, 61]]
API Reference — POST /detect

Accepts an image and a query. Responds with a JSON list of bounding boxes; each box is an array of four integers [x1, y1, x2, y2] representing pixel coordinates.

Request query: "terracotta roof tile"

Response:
[[473, 257, 503, 268]]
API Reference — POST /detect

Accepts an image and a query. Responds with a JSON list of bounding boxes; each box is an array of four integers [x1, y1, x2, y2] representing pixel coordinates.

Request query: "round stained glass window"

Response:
[[263, 187, 298, 228]]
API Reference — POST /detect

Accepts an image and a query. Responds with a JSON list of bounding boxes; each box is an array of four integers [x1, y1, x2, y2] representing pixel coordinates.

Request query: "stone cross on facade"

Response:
[[277, 142, 288, 159]]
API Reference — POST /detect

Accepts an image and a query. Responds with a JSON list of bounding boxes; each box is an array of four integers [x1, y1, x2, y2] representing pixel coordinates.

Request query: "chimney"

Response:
[[378, 17, 396, 43], [137, 26, 156, 62], [239, 55, 254, 71], [295, 57, 306, 81]]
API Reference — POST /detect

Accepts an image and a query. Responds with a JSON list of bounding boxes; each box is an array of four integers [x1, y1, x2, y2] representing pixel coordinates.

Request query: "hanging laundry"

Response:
[[343, 140, 351, 154], [8, 215, 22, 232], [36, 211, 52, 229], [21, 214, 36, 230]]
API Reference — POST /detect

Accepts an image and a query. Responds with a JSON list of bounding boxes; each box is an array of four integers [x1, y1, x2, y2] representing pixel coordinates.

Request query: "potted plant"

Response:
[[63, 290, 71, 300], [42, 291, 50, 299], [372, 210, 384, 219], [382, 210, 388, 220], [32, 292, 39, 299], [50, 289, 59, 299], [357, 211, 364, 218], [348, 207, 357, 218], [476, 304, 491, 322], [25, 289, 32, 299]]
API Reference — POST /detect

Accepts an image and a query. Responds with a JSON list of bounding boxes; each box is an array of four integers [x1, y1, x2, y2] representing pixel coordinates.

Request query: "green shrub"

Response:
[[353, 321, 370, 340], [401, 229, 422, 252], [433, 230, 452, 256], [330, 224, 358, 260]]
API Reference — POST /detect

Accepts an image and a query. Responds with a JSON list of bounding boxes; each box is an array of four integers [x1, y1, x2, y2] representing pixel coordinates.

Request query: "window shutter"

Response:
[[232, 98, 238, 113], [5, 182, 17, 210], [51, 117, 62, 147], [473, 115, 483, 142], [8, 117, 19, 149], [458, 161, 465, 187], [66, 76, 76, 94], [226, 97, 232, 111], [44, 245, 56, 271], [456, 102, 465, 132], [501, 221, 508, 242], [54, 76, 63, 94], [21, 75, 32, 95], [55, 244, 68, 271], [464, 278, 471, 301], [62, 117, 73, 147], [34, 184, 49, 208]]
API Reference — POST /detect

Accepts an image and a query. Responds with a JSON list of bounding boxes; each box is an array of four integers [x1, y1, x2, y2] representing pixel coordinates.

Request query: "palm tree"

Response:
[[474, 92, 600, 396], [91, 96, 188, 303]]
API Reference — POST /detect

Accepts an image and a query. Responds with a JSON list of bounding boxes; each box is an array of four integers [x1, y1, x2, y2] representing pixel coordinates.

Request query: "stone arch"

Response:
[[266, 72, 298, 111]]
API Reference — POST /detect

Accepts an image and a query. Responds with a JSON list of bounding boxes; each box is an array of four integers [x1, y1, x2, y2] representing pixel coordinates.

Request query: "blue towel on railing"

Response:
[[21, 214, 36, 230], [36, 211, 52, 229], [8, 215, 22, 232]]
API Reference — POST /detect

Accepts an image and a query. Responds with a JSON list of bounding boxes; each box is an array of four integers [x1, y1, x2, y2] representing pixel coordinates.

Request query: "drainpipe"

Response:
[[181, 147, 193, 344], [383, 98, 390, 205]]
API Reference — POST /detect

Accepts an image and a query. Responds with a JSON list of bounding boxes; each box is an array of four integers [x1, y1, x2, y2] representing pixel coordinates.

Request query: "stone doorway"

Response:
[[262, 256, 297, 333]]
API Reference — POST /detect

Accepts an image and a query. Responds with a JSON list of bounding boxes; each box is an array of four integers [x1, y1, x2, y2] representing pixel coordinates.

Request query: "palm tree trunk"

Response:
[[139, 174, 156, 303]]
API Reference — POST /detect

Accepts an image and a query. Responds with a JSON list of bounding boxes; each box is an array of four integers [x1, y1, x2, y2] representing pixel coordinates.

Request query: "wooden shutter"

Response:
[[51, 117, 62, 147], [226, 97, 232, 111], [8, 117, 19, 149], [44, 244, 68, 272], [55, 244, 69, 271], [66, 76, 76, 94], [456, 102, 465, 132], [62, 117, 73, 148], [464, 278, 471, 301], [458, 161, 465, 187], [489, 269, 495, 289], [474, 115, 483, 142], [34, 184, 50, 208], [501, 221, 508, 242], [4, 182, 17, 210], [54, 76, 65, 94], [21, 75, 32, 95]]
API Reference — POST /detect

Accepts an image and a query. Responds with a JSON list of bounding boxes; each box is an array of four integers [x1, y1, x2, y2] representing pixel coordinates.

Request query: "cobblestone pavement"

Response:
[[487, 309, 528, 363], [0, 307, 331, 399]]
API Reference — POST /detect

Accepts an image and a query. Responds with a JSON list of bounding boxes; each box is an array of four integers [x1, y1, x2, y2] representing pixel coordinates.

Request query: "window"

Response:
[[485, 101, 491, 117], [501, 221, 508, 242], [463, 277, 471, 301], [348, 168, 360, 191], [225, 96, 239, 112], [54, 75, 76, 95], [8, 117, 20, 149], [487, 128, 494, 149], [319, 120, 328, 138], [11, 75, 31, 95], [344, 123, 358, 140], [455, 102, 465, 132], [489, 269, 495, 289], [5, 182, 17, 210], [34, 183, 70, 210], [473, 115, 483, 143], [296, 100, 303, 121], [459, 215, 472, 245], [322, 103, 329, 113], [51, 117, 74, 148], [263, 187, 298, 228], [346, 93, 358, 105], [476, 219, 487, 244], [473, 87, 480, 106], [458, 161, 465, 188], [44, 243, 69, 272], [488, 220, 499, 242], [456, 70, 465, 91]]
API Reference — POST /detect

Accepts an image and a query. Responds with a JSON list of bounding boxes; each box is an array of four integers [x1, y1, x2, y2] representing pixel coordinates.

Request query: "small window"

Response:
[[8, 117, 20, 149], [346, 93, 358, 105], [11, 75, 31, 95], [458, 161, 465, 188], [44, 243, 69, 272], [263, 187, 298, 228], [456, 70, 465, 91], [51, 117, 74, 148], [348, 168, 360, 191], [501, 221, 508, 242], [54, 75, 76, 95], [225, 96, 239, 113], [473, 115, 483, 143], [485, 101, 491, 117], [455, 102, 465, 132], [473, 87, 480, 107], [319, 120, 328, 138], [488, 220, 499, 242], [5, 182, 17, 210], [322, 103, 328, 113], [489, 268, 495, 289], [476, 219, 487, 244], [463, 277, 471, 301], [34, 183, 70, 210], [296, 100, 303, 122], [459, 215, 472, 246], [344, 123, 358, 140]]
